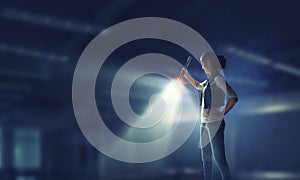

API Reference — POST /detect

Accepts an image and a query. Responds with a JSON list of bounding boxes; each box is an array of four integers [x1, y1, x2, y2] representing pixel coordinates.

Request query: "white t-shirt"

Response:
[[197, 74, 238, 123]]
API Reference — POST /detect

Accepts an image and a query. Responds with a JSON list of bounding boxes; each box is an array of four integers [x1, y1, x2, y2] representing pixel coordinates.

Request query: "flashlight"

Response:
[[178, 56, 192, 80]]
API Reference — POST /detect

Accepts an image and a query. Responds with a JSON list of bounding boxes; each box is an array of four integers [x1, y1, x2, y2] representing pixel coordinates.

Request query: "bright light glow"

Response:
[[224, 45, 300, 78], [224, 45, 271, 65], [242, 102, 300, 115], [162, 81, 181, 103], [226, 76, 267, 87], [0, 43, 69, 62], [1, 8, 99, 34], [159, 80, 182, 125], [258, 104, 297, 114], [123, 77, 199, 143], [274, 63, 300, 77], [140, 79, 182, 126], [236, 91, 300, 115]]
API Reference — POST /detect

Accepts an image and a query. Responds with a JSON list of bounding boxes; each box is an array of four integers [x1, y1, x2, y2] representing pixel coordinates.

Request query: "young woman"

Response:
[[181, 52, 238, 180]]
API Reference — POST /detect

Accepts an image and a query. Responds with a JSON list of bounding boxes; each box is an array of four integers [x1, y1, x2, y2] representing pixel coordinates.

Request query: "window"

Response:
[[16, 176, 35, 180], [13, 128, 41, 169]]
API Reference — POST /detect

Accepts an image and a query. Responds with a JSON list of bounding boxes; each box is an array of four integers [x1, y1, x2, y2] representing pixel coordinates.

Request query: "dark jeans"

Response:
[[200, 120, 231, 180]]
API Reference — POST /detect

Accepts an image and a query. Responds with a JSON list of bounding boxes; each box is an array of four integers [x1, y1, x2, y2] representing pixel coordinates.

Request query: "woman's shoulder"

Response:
[[215, 74, 224, 79], [213, 74, 225, 82], [213, 74, 226, 88]]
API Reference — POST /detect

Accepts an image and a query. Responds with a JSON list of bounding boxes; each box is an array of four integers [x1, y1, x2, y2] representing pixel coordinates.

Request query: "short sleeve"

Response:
[[215, 76, 238, 99]]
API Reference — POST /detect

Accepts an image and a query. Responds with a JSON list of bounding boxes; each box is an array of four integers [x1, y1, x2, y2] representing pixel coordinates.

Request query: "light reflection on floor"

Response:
[[237, 171, 300, 180], [86, 169, 300, 180]]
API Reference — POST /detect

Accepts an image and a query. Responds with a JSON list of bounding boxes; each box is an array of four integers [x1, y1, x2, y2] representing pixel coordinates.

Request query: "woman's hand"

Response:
[[178, 68, 187, 80], [181, 67, 187, 75]]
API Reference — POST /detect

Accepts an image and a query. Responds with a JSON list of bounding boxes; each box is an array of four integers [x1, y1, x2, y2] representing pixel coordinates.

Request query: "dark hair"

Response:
[[217, 55, 227, 69], [200, 52, 227, 69]]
